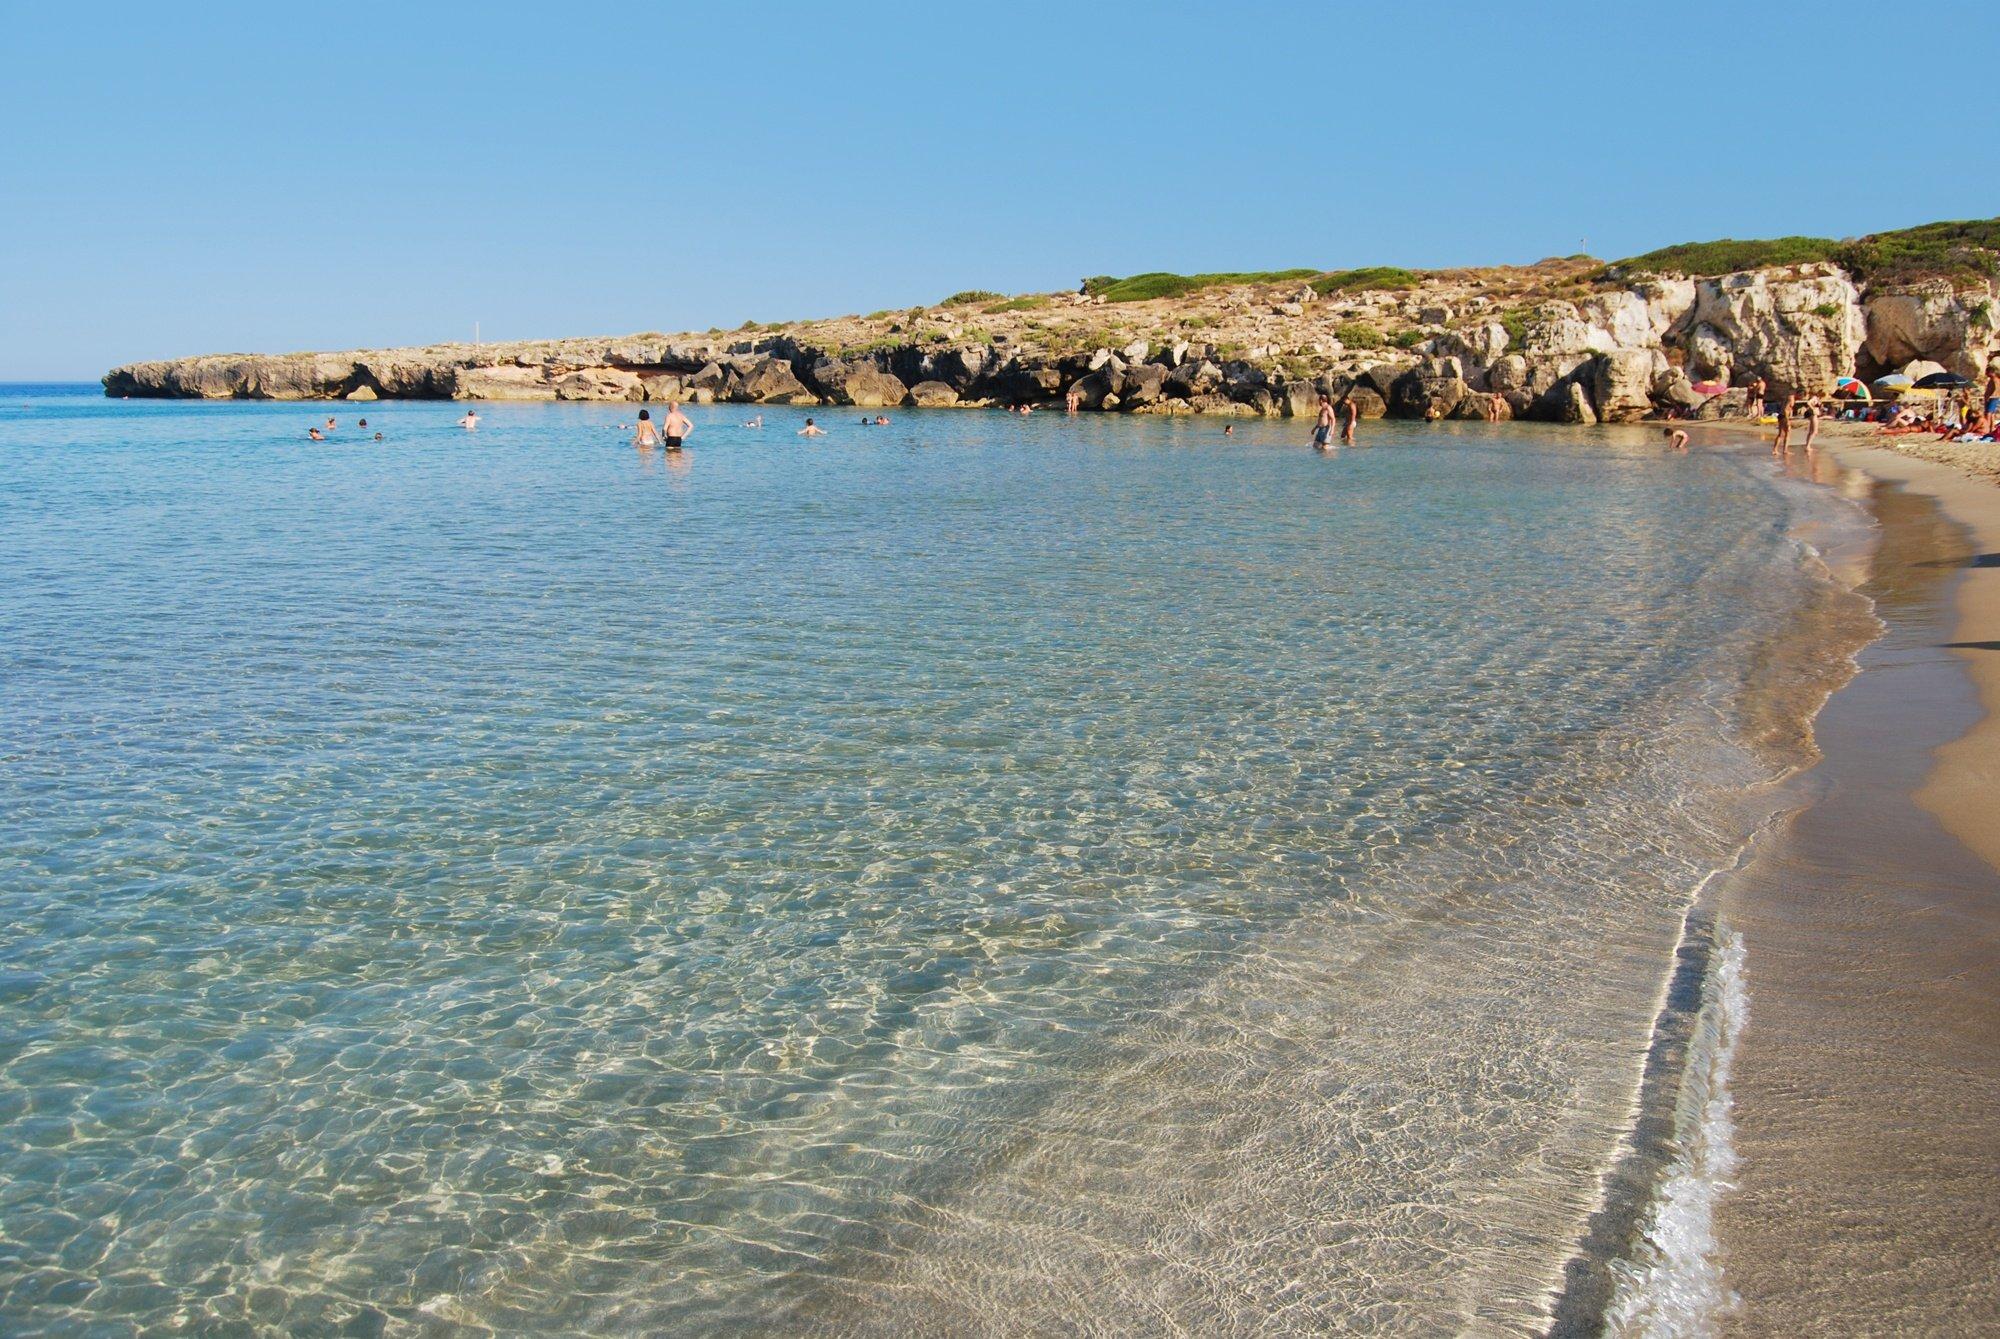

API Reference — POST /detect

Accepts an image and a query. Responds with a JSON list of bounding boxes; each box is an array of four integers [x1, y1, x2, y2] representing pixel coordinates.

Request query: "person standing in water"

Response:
[[1339, 397, 1358, 445], [1772, 396, 1791, 455], [1802, 395, 1821, 452], [798, 418, 825, 437], [661, 401, 692, 452], [632, 409, 660, 448], [1311, 393, 1336, 451], [458, 409, 479, 430]]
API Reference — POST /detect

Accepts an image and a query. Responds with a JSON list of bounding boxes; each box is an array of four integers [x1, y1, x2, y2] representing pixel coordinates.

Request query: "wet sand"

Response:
[[1713, 429, 2000, 1333]]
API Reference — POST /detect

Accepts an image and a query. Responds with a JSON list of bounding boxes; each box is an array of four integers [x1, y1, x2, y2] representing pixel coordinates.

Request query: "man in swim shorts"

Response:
[[1312, 393, 1336, 450], [661, 401, 692, 452]]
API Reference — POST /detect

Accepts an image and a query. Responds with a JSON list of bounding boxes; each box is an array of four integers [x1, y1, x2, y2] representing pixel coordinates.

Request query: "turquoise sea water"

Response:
[[0, 388, 1852, 1333]]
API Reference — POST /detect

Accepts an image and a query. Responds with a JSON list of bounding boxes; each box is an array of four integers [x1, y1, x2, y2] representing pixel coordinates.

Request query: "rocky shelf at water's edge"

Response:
[[104, 242, 2000, 426]]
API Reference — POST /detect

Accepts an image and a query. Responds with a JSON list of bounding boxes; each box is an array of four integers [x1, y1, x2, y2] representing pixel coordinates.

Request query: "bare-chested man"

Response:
[[661, 401, 692, 452], [1312, 393, 1336, 450]]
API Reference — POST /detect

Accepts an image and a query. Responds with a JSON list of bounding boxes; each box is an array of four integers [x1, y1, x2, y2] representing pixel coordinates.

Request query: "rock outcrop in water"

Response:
[[103, 226, 2000, 423]]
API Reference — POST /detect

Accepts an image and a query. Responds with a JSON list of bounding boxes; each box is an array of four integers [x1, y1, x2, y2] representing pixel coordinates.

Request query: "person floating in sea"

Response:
[[661, 401, 691, 452], [1312, 393, 1336, 451], [798, 418, 825, 437], [633, 408, 661, 448], [874, 415, 890, 425], [373, 432, 384, 441], [458, 409, 479, 430], [1224, 424, 1234, 437], [357, 418, 367, 429], [741, 414, 763, 429], [1664, 427, 1689, 452]]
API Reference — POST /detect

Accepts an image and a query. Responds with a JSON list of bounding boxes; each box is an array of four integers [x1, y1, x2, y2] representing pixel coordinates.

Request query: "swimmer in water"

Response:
[[1664, 427, 1689, 452], [798, 418, 825, 437], [458, 409, 479, 429], [633, 409, 660, 448], [660, 401, 691, 452]]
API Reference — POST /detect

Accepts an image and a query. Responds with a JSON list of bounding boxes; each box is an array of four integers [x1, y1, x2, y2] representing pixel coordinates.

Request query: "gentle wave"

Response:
[[1604, 928, 1749, 1338]]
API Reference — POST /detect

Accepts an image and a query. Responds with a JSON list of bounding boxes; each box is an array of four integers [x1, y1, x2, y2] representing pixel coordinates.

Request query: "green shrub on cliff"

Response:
[[942, 290, 1004, 306], [1310, 266, 1420, 296], [1615, 236, 1840, 277], [1335, 322, 1385, 349], [1084, 269, 1320, 302], [1837, 218, 2000, 286], [1613, 218, 2000, 285], [1388, 329, 1426, 350], [983, 296, 1049, 314]]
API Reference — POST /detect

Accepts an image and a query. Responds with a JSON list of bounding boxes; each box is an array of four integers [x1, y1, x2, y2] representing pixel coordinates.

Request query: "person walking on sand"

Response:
[[661, 401, 692, 452], [1773, 396, 1792, 455], [1802, 395, 1821, 452], [632, 409, 660, 448], [1312, 393, 1336, 451], [798, 418, 825, 437], [1340, 397, 1358, 445], [458, 409, 479, 430]]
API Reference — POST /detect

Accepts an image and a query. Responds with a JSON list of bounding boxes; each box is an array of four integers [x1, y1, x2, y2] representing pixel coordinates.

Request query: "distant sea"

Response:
[[0, 386, 1862, 1333]]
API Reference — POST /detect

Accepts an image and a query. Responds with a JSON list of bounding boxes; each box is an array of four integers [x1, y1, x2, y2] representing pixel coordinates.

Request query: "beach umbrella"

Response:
[[1913, 371, 1971, 389], [1690, 380, 1727, 395], [1872, 373, 1914, 389]]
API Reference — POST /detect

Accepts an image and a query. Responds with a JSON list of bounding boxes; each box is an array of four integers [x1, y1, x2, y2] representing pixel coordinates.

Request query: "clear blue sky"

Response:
[[5, 0, 1996, 380]]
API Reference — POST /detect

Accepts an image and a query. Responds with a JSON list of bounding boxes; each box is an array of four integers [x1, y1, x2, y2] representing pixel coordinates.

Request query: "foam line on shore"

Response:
[[1602, 926, 1748, 1337]]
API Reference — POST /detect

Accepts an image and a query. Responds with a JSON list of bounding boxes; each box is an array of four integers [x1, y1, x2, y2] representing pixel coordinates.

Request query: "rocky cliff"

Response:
[[103, 223, 2000, 425]]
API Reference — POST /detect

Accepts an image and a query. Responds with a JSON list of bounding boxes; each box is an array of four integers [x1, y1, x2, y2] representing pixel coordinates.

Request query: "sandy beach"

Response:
[[1712, 422, 2000, 1333]]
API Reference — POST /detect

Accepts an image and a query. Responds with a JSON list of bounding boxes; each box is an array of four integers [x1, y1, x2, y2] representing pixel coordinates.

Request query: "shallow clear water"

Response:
[[0, 389, 1848, 1334]]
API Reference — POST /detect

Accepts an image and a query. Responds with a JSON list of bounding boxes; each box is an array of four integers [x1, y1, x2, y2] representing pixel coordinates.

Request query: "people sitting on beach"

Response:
[[458, 409, 479, 429], [633, 409, 661, 448], [798, 418, 825, 437], [1665, 428, 1689, 452]]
